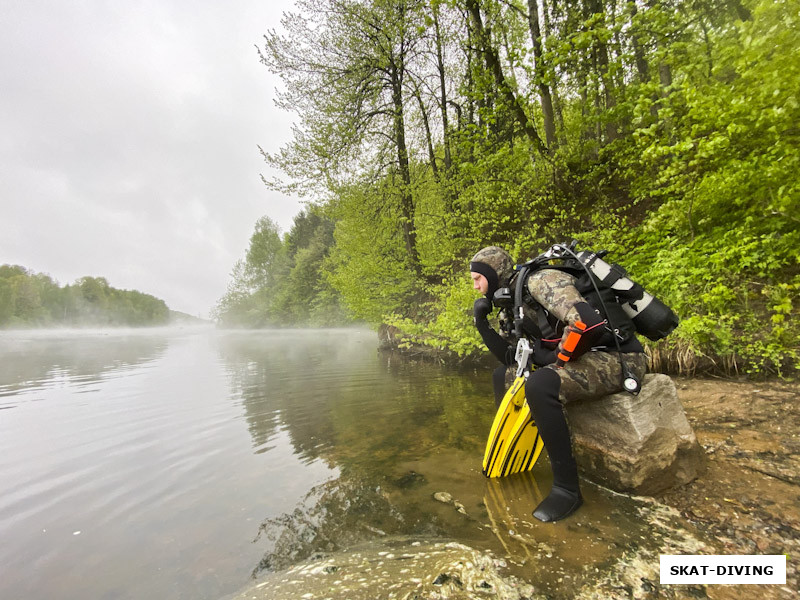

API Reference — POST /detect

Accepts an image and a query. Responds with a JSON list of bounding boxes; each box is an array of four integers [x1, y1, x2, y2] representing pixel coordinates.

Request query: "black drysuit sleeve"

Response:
[[474, 316, 514, 367]]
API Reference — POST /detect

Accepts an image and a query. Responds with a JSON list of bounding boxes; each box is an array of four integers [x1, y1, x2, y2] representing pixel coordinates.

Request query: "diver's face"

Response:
[[471, 272, 488, 295]]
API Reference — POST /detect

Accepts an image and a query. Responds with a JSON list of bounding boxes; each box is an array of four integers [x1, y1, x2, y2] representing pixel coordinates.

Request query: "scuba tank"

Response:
[[573, 250, 679, 341], [492, 243, 679, 343]]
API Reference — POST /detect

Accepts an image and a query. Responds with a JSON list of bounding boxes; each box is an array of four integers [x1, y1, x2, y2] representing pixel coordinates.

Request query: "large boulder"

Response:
[[565, 374, 705, 495]]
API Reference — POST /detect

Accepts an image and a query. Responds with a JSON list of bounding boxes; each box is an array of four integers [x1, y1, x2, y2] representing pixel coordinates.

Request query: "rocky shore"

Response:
[[655, 377, 799, 598]]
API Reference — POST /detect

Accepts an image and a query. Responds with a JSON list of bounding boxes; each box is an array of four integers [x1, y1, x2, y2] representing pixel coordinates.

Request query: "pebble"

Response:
[[433, 492, 453, 504]]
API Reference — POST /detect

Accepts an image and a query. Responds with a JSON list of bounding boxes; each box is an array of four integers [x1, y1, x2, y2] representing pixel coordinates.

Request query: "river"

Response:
[[0, 327, 709, 599]]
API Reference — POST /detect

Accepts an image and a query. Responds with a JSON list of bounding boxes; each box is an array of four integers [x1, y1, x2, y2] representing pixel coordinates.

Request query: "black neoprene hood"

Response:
[[470, 261, 499, 298]]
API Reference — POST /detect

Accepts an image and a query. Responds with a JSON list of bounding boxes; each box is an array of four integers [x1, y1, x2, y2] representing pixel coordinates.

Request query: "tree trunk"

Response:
[[590, 0, 618, 142], [390, 60, 420, 271], [628, 1, 650, 83], [465, 0, 548, 155], [540, 0, 566, 144], [432, 7, 452, 172], [659, 63, 672, 89], [412, 85, 440, 181], [527, 0, 557, 150]]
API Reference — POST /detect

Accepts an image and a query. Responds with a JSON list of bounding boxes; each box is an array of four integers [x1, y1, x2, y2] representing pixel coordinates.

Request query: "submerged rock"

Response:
[[433, 492, 453, 504], [566, 374, 706, 495], [393, 470, 427, 489], [227, 537, 539, 600]]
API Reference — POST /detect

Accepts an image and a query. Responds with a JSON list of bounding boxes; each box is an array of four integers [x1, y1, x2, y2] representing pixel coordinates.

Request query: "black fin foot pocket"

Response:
[[532, 486, 583, 522]]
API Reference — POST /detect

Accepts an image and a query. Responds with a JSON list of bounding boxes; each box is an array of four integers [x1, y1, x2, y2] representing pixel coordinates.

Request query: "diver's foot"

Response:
[[532, 486, 583, 522]]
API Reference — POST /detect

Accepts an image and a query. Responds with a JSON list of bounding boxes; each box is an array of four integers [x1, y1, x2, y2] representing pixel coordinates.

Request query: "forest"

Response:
[[0, 265, 171, 327], [214, 0, 798, 376]]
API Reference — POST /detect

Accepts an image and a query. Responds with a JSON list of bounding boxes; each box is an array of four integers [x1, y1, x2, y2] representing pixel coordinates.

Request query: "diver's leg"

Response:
[[556, 351, 648, 402], [491, 364, 508, 408], [525, 368, 582, 522]]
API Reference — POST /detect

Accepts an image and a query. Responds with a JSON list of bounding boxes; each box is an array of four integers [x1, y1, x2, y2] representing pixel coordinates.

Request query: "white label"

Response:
[[660, 555, 786, 584]]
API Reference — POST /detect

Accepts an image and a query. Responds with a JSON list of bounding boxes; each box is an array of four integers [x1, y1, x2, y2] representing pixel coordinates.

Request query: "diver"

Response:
[[470, 246, 648, 522]]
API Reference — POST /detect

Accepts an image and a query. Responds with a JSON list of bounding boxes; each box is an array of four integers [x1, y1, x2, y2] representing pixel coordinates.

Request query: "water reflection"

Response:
[[0, 329, 169, 407], [215, 329, 492, 475], [248, 456, 711, 598]]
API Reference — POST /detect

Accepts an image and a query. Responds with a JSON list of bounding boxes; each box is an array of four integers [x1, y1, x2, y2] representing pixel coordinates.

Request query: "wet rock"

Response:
[[640, 577, 655, 592], [229, 538, 539, 600], [361, 524, 387, 536], [433, 492, 453, 504], [393, 470, 427, 489], [431, 572, 462, 586], [566, 374, 706, 495], [377, 324, 401, 350]]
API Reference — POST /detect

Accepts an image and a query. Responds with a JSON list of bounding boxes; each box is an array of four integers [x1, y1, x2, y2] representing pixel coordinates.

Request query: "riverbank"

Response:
[[578, 376, 799, 598], [656, 377, 799, 598]]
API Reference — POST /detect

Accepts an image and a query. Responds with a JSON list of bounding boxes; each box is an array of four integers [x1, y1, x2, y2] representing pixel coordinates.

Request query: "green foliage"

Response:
[[611, 0, 800, 375], [385, 276, 484, 356], [250, 0, 798, 376], [0, 266, 169, 328], [324, 180, 421, 325], [214, 208, 349, 327], [245, 216, 286, 290]]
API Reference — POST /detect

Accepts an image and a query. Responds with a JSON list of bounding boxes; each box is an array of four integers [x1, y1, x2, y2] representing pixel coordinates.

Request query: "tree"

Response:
[[259, 0, 428, 272], [0, 266, 169, 327], [463, 0, 548, 153], [245, 216, 285, 289]]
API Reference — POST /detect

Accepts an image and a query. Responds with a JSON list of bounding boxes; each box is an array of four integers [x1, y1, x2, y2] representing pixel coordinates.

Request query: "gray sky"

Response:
[[1, 0, 301, 318]]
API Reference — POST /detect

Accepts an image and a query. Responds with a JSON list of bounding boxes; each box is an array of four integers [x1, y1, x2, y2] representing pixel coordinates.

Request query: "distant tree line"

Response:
[[0, 265, 170, 327], [212, 210, 348, 327], [219, 0, 798, 375]]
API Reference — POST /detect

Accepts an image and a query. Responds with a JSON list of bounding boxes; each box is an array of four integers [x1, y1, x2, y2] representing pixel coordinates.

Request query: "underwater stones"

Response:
[[229, 538, 540, 600], [432, 572, 463, 586], [433, 492, 471, 518], [566, 374, 706, 495], [433, 492, 453, 504], [393, 470, 427, 489]]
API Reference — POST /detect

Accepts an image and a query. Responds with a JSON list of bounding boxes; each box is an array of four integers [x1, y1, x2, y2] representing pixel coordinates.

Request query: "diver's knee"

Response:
[[525, 367, 560, 397], [525, 367, 561, 414]]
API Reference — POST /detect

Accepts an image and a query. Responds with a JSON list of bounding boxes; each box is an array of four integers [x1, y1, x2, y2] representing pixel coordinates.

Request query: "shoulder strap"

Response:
[[513, 261, 565, 341]]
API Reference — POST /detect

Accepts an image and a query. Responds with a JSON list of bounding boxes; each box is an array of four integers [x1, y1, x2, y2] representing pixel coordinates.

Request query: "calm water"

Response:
[[0, 327, 697, 599]]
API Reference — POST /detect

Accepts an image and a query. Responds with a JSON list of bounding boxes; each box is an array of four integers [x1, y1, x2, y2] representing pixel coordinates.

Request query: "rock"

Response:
[[228, 538, 538, 600], [565, 374, 706, 495], [377, 324, 401, 350], [393, 470, 427, 489], [433, 492, 453, 504]]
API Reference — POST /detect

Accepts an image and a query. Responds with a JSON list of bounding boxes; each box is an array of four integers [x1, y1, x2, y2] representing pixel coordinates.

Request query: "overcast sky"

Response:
[[1, 0, 301, 318]]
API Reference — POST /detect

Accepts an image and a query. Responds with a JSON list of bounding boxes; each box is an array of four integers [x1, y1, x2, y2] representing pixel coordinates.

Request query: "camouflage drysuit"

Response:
[[522, 268, 647, 403]]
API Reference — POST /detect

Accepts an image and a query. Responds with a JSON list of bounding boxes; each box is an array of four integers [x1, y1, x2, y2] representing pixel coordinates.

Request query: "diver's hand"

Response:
[[473, 297, 492, 320], [532, 339, 557, 366]]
